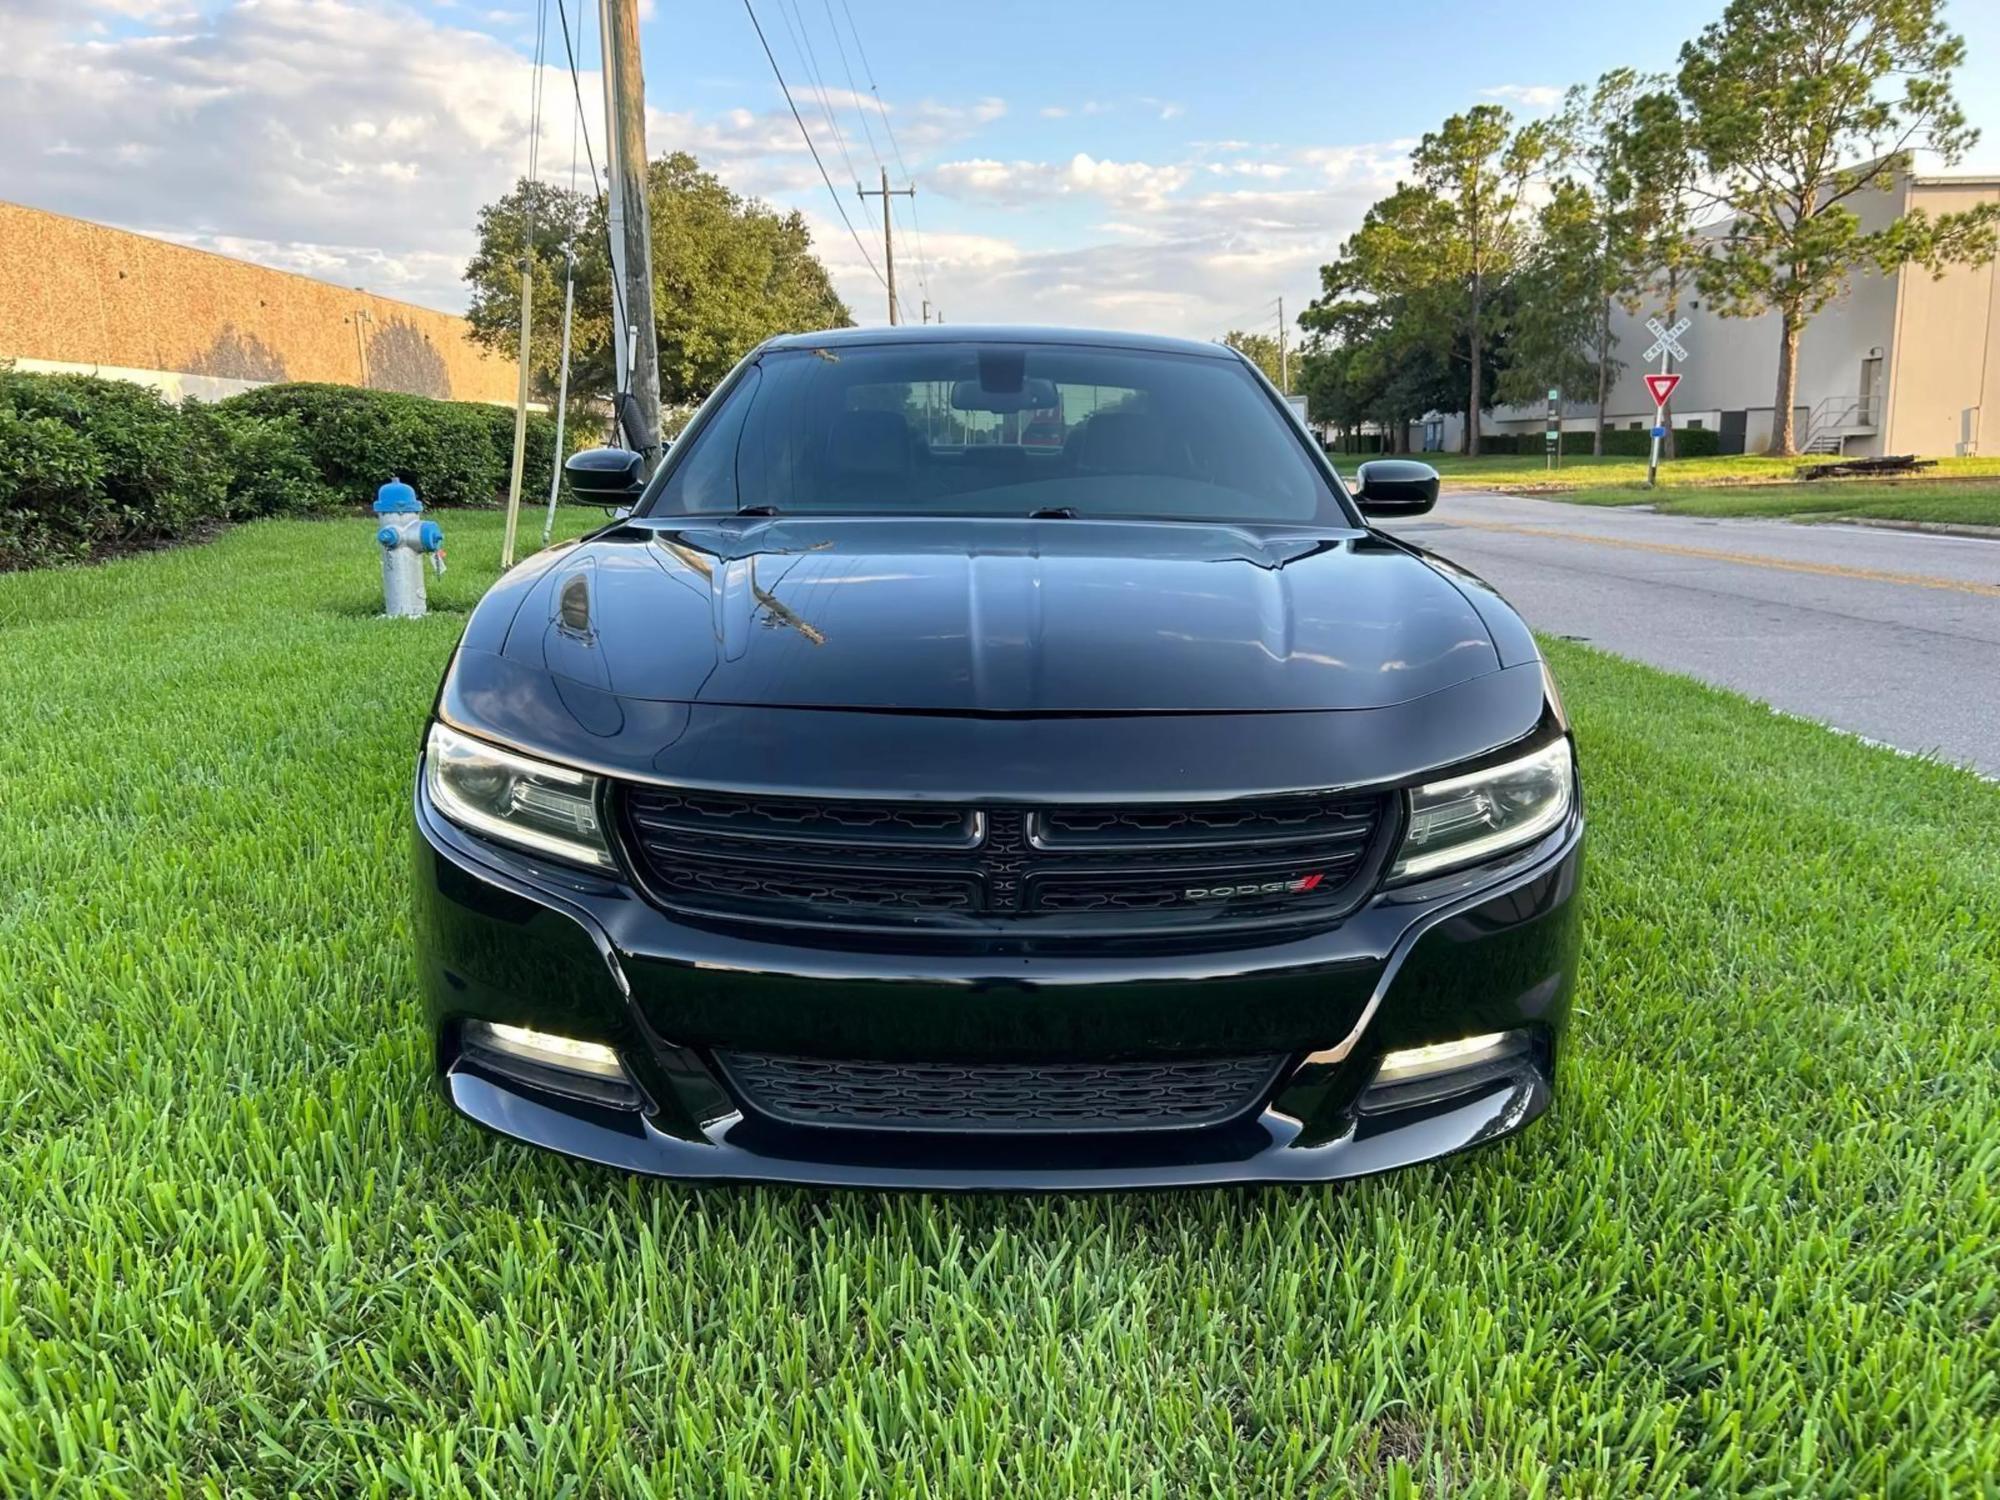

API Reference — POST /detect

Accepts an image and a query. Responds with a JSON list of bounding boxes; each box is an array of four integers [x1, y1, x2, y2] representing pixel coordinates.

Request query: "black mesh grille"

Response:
[[714, 1052, 1287, 1132], [1035, 795, 1381, 849], [620, 786, 1389, 932], [628, 789, 976, 846]]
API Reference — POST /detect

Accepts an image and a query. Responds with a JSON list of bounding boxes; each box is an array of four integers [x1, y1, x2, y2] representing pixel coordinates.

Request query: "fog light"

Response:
[[464, 1020, 628, 1080], [1375, 1030, 1525, 1084]]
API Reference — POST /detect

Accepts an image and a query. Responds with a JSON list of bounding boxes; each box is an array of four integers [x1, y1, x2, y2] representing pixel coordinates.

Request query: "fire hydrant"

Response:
[[373, 477, 445, 618]]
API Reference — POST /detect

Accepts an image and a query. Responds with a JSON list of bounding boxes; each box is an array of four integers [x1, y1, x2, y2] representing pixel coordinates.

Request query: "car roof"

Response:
[[759, 324, 1239, 361]]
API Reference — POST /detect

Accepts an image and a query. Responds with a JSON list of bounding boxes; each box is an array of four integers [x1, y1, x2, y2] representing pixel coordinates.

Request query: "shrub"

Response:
[[218, 383, 561, 509], [1589, 425, 1722, 458], [0, 372, 570, 570], [0, 406, 108, 568], [200, 408, 340, 517], [0, 372, 228, 568]]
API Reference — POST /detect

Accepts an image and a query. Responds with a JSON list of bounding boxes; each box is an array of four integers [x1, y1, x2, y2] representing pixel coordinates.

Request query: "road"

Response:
[[1381, 491, 2000, 778]]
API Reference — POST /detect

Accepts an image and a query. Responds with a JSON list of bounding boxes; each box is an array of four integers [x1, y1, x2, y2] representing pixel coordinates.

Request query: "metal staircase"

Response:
[[1799, 392, 1877, 456]]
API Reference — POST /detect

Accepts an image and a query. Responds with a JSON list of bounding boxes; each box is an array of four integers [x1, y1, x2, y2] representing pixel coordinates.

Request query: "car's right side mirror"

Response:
[[563, 447, 647, 506], [1352, 459, 1440, 518]]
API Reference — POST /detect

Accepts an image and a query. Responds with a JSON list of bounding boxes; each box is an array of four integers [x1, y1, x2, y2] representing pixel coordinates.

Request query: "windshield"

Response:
[[647, 341, 1348, 525]]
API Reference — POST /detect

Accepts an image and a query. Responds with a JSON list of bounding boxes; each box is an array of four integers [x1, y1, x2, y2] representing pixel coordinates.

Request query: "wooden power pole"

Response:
[[604, 0, 663, 467], [1276, 295, 1288, 394], [857, 168, 915, 324]]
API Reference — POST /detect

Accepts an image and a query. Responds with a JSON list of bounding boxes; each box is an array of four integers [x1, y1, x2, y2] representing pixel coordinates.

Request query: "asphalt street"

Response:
[[1381, 491, 2000, 778]]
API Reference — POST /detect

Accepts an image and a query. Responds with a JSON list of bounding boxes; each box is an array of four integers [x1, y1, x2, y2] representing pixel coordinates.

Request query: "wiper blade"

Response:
[[736, 505, 782, 517], [1028, 506, 1079, 519]]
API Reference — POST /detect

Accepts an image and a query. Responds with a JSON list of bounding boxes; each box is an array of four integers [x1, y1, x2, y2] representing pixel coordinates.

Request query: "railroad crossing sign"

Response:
[[1644, 372, 1683, 408], [1644, 316, 1691, 363]]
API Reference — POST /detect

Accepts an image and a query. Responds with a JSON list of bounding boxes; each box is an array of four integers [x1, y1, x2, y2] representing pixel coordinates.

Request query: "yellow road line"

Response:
[[1432, 520, 2000, 599]]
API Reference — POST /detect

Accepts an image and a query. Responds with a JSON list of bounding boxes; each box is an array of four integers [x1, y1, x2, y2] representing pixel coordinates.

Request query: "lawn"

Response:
[[1557, 480, 2000, 528], [1395, 451, 2000, 493], [3, 512, 1997, 1495]]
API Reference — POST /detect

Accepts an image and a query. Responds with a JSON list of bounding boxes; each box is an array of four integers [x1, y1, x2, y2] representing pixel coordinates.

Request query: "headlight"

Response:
[[424, 722, 614, 869], [1390, 739, 1573, 881]]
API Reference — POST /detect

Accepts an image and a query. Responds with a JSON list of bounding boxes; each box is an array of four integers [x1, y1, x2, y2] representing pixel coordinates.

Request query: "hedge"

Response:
[[1471, 426, 1721, 458], [0, 372, 566, 570]]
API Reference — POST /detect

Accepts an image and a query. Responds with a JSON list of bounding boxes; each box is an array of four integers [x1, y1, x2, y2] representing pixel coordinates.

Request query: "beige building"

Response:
[[1441, 167, 2000, 457], [0, 200, 517, 404]]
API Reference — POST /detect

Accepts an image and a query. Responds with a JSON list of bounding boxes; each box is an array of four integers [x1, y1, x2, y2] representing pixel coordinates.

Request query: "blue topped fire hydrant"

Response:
[[373, 477, 444, 618]]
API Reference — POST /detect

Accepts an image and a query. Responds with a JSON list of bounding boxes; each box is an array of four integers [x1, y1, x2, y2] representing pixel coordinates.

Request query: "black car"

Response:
[[412, 326, 1582, 1188]]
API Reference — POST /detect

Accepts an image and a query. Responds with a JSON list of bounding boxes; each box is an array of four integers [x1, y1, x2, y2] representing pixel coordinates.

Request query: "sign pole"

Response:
[[1647, 346, 1668, 489], [1640, 315, 1690, 490]]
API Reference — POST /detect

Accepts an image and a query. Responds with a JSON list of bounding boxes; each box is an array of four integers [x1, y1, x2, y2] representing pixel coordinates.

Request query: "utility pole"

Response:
[[597, 0, 627, 399], [1276, 295, 1288, 393], [603, 0, 663, 467], [922, 298, 931, 325], [857, 167, 915, 324]]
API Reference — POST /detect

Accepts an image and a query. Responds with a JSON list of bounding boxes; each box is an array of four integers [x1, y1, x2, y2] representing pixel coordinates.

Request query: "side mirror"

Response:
[[563, 447, 646, 504], [1353, 459, 1440, 518]]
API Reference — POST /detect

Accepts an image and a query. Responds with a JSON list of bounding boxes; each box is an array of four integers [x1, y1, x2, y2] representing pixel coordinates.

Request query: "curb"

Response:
[[1820, 517, 2000, 542]]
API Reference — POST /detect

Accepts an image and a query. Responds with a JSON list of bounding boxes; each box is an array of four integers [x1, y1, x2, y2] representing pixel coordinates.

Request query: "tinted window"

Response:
[[647, 342, 1343, 524]]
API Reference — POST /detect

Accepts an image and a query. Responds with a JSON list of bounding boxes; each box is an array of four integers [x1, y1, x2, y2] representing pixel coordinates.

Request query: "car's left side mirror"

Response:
[[563, 447, 646, 506], [1352, 459, 1440, 518]]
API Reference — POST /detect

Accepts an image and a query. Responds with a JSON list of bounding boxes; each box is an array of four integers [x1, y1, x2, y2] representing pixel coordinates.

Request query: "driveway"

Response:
[[1380, 491, 2000, 777]]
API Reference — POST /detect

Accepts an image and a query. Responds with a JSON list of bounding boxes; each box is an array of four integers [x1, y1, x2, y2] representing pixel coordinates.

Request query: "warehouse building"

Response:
[[0, 200, 516, 405], [1429, 166, 2000, 458]]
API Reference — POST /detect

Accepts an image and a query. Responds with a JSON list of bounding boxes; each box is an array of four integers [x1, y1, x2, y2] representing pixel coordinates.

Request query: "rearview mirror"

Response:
[[563, 447, 646, 503], [951, 377, 1059, 414], [1353, 459, 1440, 518]]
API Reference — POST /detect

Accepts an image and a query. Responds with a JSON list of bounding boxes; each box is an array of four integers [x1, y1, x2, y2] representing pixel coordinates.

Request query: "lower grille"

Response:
[[714, 1052, 1288, 1133]]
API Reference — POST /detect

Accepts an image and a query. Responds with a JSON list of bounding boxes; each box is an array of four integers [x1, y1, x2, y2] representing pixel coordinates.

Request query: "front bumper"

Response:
[[413, 782, 1582, 1190]]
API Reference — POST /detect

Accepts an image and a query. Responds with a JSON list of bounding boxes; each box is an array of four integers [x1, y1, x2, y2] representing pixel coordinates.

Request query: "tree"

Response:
[[1677, 0, 1999, 454], [1220, 329, 1285, 388], [1496, 181, 1612, 424], [464, 179, 609, 410], [1527, 69, 1659, 453], [465, 152, 852, 414], [1407, 106, 1550, 455], [1615, 85, 1702, 458], [1307, 186, 1462, 449]]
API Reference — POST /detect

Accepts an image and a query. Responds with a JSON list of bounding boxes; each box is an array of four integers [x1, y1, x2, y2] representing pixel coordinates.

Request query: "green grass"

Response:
[[1552, 480, 2000, 528], [1396, 451, 2000, 493], [4, 513, 1998, 1495]]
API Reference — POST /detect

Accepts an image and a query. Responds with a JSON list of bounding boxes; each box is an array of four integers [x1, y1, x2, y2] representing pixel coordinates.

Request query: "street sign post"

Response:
[[1643, 316, 1691, 488], [1545, 387, 1561, 470]]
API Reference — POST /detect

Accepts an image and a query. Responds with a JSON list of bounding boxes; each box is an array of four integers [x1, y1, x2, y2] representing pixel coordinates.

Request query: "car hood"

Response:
[[497, 516, 1502, 713]]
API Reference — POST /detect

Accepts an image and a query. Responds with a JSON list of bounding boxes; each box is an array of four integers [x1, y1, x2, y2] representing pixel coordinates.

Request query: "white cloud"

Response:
[[883, 140, 1419, 338], [1205, 160, 1292, 180], [0, 0, 1435, 343], [0, 0, 1004, 315], [932, 153, 1192, 211], [1479, 84, 1564, 110]]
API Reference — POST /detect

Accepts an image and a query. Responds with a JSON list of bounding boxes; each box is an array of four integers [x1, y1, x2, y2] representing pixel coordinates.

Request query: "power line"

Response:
[[834, 0, 934, 303], [820, 0, 882, 169], [552, 0, 629, 363], [775, 0, 861, 193], [742, 0, 889, 291]]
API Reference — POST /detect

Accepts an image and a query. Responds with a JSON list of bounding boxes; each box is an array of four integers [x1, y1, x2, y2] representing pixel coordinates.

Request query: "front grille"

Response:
[[621, 787, 1390, 934], [714, 1051, 1287, 1132]]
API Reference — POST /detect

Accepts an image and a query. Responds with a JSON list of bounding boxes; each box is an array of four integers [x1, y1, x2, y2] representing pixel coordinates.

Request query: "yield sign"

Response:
[[1645, 372, 1682, 408]]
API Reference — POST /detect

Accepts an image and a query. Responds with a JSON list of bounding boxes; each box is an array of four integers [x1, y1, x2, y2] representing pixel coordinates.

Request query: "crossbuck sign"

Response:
[[1644, 316, 1691, 363]]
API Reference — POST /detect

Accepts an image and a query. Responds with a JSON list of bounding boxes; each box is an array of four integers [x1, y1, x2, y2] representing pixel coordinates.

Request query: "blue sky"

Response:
[[9, 0, 2000, 338]]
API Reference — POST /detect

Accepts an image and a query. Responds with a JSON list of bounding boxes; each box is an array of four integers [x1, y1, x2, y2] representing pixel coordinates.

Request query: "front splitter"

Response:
[[444, 1062, 1551, 1191]]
